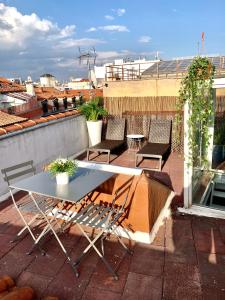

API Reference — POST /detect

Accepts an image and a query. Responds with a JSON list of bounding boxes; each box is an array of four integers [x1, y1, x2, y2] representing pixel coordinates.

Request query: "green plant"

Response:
[[214, 123, 225, 145], [46, 158, 78, 176], [79, 97, 107, 121], [175, 56, 215, 167]]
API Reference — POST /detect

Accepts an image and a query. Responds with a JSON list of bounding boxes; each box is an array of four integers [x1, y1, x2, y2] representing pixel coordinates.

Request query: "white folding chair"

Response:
[[70, 174, 135, 280], [1, 161, 61, 254]]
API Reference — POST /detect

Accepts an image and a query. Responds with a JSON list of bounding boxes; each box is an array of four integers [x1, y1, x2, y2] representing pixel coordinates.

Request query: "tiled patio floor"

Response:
[[1, 197, 225, 300], [1, 152, 225, 299]]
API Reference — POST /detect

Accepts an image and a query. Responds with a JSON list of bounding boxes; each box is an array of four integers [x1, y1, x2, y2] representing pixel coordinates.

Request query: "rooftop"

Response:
[[0, 110, 79, 136], [35, 87, 103, 101], [0, 78, 25, 93], [0, 162, 225, 299], [0, 111, 27, 128], [142, 56, 225, 78]]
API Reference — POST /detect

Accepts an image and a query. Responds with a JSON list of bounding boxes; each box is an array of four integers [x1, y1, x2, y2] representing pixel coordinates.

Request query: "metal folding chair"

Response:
[[70, 175, 134, 280], [1, 161, 60, 253], [28, 191, 79, 276]]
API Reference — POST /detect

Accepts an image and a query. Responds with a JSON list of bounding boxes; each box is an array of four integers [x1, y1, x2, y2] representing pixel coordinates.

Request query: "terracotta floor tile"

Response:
[[0, 233, 18, 255], [163, 262, 202, 299], [198, 252, 225, 290], [26, 250, 66, 277], [17, 271, 53, 299], [165, 236, 197, 265], [151, 224, 166, 247], [89, 267, 128, 294], [202, 286, 225, 300], [122, 272, 162, 300], [165, 218, 193, 240], [130, 244, 164, 276], [82, 286, 121, 300], [0, 251, 34, 279], [44, 260, 94, 300]]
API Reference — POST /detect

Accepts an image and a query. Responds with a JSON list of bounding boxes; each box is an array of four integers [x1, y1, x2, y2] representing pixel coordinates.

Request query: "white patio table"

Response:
[[9, 167, 115, 277]]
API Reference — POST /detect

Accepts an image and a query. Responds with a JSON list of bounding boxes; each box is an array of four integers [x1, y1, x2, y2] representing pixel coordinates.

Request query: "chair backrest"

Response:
[[1, 160, 35, 186], [148, 119, 172, 144], [106, 118, 125, 140]]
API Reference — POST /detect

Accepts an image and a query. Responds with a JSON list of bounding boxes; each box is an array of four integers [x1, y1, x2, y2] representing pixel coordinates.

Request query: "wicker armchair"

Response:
[[135, 119, 172, 171], [87, 118, 126, 164]]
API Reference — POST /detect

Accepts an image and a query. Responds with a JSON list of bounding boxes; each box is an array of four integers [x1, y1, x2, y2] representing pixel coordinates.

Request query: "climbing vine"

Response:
[[176, 56, 215, 168]]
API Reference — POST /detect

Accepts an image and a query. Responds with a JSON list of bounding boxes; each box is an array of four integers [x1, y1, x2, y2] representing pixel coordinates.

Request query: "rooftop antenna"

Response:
[[77, 47, 97, 92], [201, 32, 205, 55], [78, 47, 97, 70]]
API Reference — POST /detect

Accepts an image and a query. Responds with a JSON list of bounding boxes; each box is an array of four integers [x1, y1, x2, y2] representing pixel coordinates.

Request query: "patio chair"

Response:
[[70, 167, 136, 279], [1, 161, 59, 252], [135, 119, 172, 171], [87, 118, 126, 164]]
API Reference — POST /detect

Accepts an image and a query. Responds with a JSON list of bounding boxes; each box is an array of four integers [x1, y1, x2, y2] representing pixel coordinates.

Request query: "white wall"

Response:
[[0, 114, 88, 197], [40, 76, 56, 87]]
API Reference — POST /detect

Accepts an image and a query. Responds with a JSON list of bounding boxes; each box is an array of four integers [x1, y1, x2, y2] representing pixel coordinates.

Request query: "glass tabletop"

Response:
[[10, 167, 115, 203]]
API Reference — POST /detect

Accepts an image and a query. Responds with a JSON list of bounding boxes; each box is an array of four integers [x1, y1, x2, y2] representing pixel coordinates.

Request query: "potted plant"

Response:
[[79, 97, 108, 146], [46, 158, 78, 184], [212, 123, 225, 168]]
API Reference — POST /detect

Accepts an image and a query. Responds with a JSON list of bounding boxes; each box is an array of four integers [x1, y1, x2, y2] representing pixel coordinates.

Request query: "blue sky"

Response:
[[0, 0, 224, 80]]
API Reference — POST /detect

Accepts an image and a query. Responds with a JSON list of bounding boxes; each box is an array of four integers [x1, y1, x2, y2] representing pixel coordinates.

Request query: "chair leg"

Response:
[[87, 149, 90, 161], [135, 154, 138, 167], [74, 223, 118, 280], [107, 151, 110, 164], [159, 157, 162, 171]]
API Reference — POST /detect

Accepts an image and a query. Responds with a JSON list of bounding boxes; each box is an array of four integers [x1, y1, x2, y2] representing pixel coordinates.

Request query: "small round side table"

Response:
[[127, 134, 144, 151]]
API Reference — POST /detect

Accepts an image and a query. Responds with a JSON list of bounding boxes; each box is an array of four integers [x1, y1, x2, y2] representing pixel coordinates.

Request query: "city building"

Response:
[[40, 74, 56, 87], [67, 78, 91, 90]]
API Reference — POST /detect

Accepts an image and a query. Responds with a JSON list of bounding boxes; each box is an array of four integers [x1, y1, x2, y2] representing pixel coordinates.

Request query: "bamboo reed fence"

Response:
[[104, 96, 225, 153]]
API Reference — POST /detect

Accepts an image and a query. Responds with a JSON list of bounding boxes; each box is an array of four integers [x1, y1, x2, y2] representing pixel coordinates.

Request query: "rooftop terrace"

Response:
[[0, 112, 224, 299], [1, 186, 225, 299]]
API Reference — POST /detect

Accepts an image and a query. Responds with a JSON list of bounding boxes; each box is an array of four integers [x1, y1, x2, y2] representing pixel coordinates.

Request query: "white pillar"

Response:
[[183, 101, 193, 208]]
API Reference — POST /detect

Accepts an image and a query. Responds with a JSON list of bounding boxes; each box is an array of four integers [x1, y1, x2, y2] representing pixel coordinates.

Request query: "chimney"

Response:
[[25, 81, 35, 96]]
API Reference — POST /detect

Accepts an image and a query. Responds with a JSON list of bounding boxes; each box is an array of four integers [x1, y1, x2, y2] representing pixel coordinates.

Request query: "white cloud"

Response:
[[59, 25, 76, 38], [0, 3, 76, 49], [172, 8, 177, 13], [138, 36, 151, 43], [112, 8, 126, 17], [104, 15, 114, 20], [99, 25, 129, 32], [56, 38, 106, 49], [86, 27, 97, 32]]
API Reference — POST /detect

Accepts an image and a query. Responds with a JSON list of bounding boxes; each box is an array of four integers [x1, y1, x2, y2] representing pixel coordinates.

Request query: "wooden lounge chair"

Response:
[[135, 119, 172, 171], [87, 118, 126, 164]]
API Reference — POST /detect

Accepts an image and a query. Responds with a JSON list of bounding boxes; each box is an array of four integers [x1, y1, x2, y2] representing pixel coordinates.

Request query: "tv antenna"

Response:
[[78, 47, 97, 70]]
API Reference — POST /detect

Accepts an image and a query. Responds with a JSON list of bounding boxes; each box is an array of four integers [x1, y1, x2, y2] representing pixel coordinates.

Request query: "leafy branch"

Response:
[[175, 56, 215, 168]]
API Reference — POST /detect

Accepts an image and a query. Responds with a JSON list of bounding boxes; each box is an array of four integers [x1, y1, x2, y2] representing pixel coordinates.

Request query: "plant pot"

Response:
[[56, 172, 69, 185], [86, 120, 102, 147], [212, 145, 225, 169]]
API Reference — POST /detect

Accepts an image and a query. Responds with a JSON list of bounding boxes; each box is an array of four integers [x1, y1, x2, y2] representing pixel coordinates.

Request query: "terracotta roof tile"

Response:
[[0, 128, 7, 135], [54, 113, 66, 119], [44, 115, 58, 121], [64, 111, 74, 116], [20, 120, 37, 128], [35, 87, 103, 101], [0, 77, 25, 93], [4, 124, 23, 132], [0, 110, 80, 137], [0, 111, 27, 127], [34, 117, 48, 124]]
